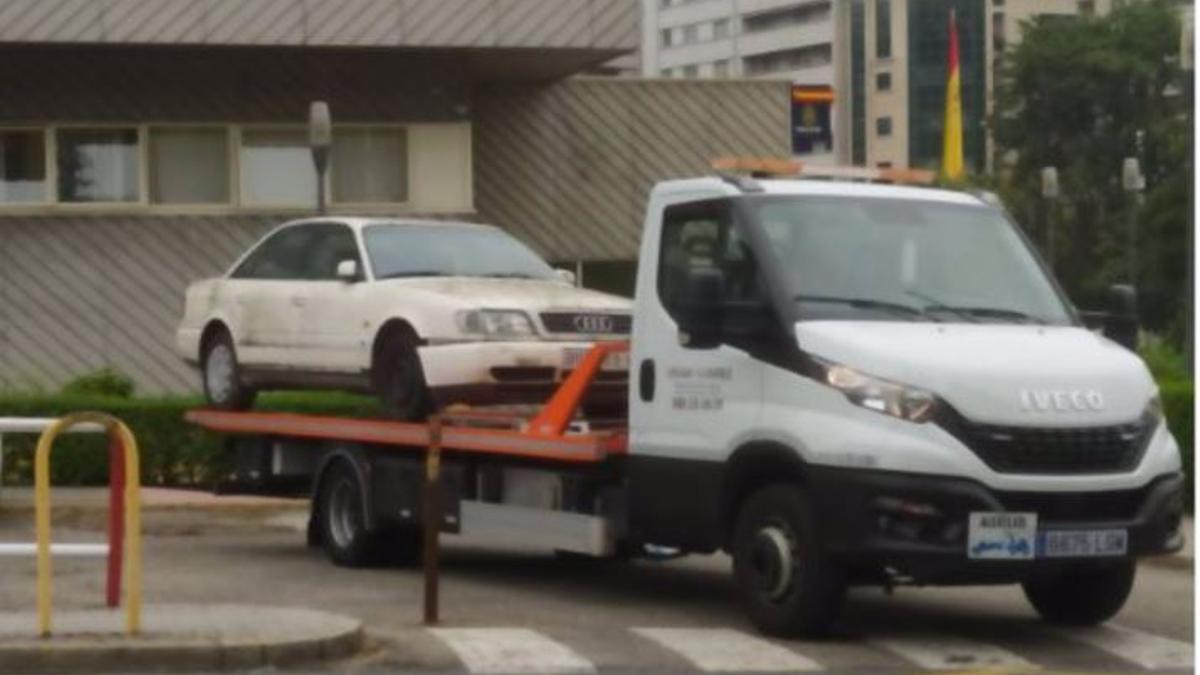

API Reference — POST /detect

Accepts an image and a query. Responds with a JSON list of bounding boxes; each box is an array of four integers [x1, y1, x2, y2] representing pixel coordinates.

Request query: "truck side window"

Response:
[[658, 199, 763, 323]]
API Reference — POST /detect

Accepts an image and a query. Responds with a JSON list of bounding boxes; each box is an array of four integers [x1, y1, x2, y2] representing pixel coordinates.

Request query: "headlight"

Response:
[[1146, 391, 1164, 421], [457, 309, 536, 339], [813, 357, 937, 423]]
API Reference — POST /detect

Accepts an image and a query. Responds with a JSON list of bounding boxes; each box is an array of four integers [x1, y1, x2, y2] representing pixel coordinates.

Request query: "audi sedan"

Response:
[[176, 218, 632, 419]]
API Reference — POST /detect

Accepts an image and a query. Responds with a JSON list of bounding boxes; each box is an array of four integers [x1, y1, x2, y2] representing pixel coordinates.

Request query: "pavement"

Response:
[[0, 487, 1193, 673]]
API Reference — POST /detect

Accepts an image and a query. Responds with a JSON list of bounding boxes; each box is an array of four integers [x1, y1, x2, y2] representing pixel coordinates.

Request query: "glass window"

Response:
[[0, 130, 46, 202], [658, 199, 763, 323], [239, 128, 317, 207], [363, 224, 555, 281], [233, 225, 322, 280], [714, 59, 730, 77], [149, 127, 229, 204], [876, 116, 893, 136], [714, 18, 729, 39], [683, 24, 698, 44], [57, 128, 139, 203], [332, 128, 407, 203], [661, 28, 673, 47], [875, 0, 892, 58], [876, 71, 892, 91], [299, 223, 361, 280], [682, 64, 699, 77]]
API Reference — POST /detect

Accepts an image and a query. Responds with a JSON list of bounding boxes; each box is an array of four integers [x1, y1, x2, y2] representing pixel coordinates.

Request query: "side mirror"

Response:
[[1103, 283, 1138, 350], [556, 268, 577, 286], [336, 259, 359, 282], [677, 267, 726, 349]]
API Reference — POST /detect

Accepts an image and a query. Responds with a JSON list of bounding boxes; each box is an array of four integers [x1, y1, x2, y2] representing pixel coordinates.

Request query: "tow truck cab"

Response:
[[624, 170, 1184, 635]]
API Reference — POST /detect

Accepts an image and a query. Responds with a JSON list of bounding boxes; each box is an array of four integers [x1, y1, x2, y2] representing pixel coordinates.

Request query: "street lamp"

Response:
[[1121, 156, 1144, 288], [1040, 166, 1059, 271], [309, 101, 332, 215]]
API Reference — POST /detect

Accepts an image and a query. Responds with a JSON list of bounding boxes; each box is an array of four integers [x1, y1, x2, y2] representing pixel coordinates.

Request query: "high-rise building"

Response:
[[641, 0, 839, 161]]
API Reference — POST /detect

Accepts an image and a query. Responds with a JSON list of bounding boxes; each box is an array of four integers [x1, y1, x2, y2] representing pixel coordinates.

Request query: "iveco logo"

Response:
[[573, 314, 615, 334], [1019, 388, 1105, 412]]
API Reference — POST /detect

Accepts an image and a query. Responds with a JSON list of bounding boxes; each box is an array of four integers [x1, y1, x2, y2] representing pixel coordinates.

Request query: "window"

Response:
[[57, 128, 139, 203], [149, 127, 229, 204], [300, 223, 361, 280], [1078, 0, 1094, 15], [682, 64, 699, 77], [714, 59, 730, 77], [876, 116, 893, 136], [714, 18, 729, 39], [683, 24, 698, 44], [876, 72, 892, 91], [363, 224, 556, 280], [233, 225, 322, 280], [661, 28, 673, 47], [743, 44, 831, 76], [239, 128, 317, 207], [875, 0, 892, 58], [743, 3, 831, 33], [332, 128, 407, 203], [993, 11, 1006, 51], [0, 130, 46, 202]]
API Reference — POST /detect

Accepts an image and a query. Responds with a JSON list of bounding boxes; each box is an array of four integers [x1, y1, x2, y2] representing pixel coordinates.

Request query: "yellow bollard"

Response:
[[34, 412, 142, 637]]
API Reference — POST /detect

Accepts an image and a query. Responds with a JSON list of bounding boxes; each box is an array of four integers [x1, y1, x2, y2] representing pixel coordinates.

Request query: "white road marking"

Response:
[[430, 627, 596, 674], [872, 636, 1037, 671], [1058, 624, 1194, 670], [632, 627, 821, 672]]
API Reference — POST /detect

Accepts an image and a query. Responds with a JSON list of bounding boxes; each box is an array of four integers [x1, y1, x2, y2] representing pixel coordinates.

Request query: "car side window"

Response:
[[299, 223, 361, 281], [232, 226, 318, 280], [657, 199, 763, 322]]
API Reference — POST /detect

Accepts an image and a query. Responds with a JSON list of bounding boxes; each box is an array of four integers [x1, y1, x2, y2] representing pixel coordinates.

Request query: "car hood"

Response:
[[375, 277, 631, 312], [795, 321, 1156, 427]]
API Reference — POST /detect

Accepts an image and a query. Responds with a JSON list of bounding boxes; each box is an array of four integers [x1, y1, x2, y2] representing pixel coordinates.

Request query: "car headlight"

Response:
[[1146, 391, 1164, 421], [812, 356, 937, 423], [457, 309, 537, 339]]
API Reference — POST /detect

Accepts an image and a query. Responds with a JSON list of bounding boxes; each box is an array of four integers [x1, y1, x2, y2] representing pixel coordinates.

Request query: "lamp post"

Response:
[[309, 101, 331, 215], [1121, 156, 1144, 286], [1040, 166, 1059, 271]]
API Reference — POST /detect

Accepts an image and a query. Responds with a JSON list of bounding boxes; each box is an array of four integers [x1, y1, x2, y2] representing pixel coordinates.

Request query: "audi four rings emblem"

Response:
[[573, 314, 615, 333]]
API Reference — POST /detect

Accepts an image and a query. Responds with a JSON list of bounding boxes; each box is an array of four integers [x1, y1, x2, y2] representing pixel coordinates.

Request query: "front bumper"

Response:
[[806, 466, 1186, 584]]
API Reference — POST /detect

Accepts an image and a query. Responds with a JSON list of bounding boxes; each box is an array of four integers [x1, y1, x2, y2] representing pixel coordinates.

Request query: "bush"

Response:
[[61, 368, 136, 399], [1159, 380, 1194, 507], [1140, 335, 1189, 382], [0, 392, 381, 487]]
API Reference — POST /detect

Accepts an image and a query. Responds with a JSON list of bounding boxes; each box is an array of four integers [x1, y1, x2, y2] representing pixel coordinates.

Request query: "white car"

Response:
[[176, 218, 632, 418]]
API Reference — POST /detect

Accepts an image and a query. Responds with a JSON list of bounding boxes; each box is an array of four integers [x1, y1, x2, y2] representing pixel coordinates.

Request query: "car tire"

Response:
[[317, 462, 384, 567], [201, 330, 256, 411], [732, 484, 846, 637], [375, 328, 431, 421], [1023, 560, 1136, 625]]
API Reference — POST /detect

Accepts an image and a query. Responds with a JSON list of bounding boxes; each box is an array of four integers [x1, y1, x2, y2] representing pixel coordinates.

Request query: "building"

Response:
[[641, 0, 839, 162], [0, 0, 792, 394], [839, 0, 1118, 172]]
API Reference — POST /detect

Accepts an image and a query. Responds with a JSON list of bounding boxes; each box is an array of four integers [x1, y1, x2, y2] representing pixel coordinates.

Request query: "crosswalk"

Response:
[[416, 623, 1194, 673]]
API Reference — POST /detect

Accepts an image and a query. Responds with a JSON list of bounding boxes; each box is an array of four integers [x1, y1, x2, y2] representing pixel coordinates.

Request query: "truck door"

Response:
[[628, 197, 765, 549]]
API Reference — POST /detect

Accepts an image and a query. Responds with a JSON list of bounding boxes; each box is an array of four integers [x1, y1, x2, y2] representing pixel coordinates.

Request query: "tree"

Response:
[[992, 0, 1191, 336]]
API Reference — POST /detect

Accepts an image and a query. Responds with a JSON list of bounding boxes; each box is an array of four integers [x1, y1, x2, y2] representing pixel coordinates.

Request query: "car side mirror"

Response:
[[677, 267, 726, 349], [1103, 283, 1138, 351], [555, 268, 577, 286], [336, 259, 359, 282]]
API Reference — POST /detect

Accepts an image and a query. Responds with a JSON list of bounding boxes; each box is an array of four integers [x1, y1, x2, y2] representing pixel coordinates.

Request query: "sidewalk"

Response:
[[0, 485, 304, 513]]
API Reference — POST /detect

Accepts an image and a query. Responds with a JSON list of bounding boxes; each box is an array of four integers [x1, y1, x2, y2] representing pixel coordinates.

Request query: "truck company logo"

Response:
[[573, 314, 614, 334], [1019, 388, 1105, 412]]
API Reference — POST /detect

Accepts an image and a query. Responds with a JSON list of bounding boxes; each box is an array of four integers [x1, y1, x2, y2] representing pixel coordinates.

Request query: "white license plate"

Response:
[[1039, 529, 1128, 558], [967, 512, 1037, 560], [564, 347, 630, 371]]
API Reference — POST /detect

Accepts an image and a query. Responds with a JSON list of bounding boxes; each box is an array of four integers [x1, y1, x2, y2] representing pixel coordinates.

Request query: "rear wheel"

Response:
[[732, 484, 846, 637], [201, 330, 256, 410], [374, 328, 431, 421], [316, 461, 421, 567], [1023, 560, 1136, 625]]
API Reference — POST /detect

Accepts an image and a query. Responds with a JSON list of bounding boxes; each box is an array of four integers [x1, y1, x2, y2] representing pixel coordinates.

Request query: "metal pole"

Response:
[[423, 415, 442, 625]]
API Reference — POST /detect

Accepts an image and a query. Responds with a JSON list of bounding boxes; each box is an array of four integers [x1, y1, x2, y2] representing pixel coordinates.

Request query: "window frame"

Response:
[[147, 124, 234, 207], [328, 123, 412, 208], [0, 126, 51, 206], [52, 123, 148, 208]]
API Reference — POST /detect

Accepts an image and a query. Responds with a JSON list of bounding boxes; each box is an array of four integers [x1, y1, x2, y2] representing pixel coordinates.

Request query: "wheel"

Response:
[[374, 328, 431, 421], [1023, 560, 1136, 625], [732, 484, 846, 637], [317, 462, 384, 567], [201, 330, 256, 410]]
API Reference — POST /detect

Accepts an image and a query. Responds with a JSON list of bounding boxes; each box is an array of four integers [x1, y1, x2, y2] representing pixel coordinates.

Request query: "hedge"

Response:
[[0, 393, 380, 487], [1159, 380, 1194, 507]]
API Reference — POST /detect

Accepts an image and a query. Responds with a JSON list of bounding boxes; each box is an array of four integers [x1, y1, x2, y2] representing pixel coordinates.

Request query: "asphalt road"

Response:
[[0, 508, 1192, 673]]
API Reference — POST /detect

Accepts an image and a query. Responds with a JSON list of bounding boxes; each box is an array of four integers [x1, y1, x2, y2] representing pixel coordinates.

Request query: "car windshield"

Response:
[[363, 224, 557, 281], [744, 196, 1073, 325]]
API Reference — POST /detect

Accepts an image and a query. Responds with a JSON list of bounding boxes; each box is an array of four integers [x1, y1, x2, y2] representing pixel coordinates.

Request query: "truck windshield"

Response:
[[744, 196, 1073, 325], [364, 224, 557, 281]]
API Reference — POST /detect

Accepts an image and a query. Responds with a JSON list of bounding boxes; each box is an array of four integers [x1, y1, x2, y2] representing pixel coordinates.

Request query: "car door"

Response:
[[288, 222, 370, 372], [225, 224, 315, 367]]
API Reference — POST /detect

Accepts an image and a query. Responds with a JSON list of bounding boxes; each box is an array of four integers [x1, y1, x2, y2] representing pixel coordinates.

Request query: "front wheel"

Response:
[[1023, 560, 1136, 625], [201, 331, 256, 410], [732, 484, 846, 637]]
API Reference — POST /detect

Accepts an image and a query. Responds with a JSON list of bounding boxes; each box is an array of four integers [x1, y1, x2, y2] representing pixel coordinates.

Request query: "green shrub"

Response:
[[61, 368, 136, 399], [1139, 335, 1189, 382], [1159, 380, 1194, 508], [0, 392, 381, 487]]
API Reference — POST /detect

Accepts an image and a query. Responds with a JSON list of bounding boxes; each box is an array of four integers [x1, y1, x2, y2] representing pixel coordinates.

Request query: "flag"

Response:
[[942, 7, 964, 180]]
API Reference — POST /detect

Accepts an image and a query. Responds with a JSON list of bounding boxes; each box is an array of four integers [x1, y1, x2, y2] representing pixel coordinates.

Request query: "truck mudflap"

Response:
[[805, 466, 1185, 584]]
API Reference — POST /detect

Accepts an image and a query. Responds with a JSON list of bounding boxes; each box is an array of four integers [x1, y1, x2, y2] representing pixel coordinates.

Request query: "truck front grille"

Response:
[[539, 312, 632, 335], [947, 414, 1156, 475], [994, 486, 1148, 521]]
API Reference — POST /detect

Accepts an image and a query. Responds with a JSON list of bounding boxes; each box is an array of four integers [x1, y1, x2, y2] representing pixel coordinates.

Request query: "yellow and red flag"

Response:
[[942, 7, 964, 180]]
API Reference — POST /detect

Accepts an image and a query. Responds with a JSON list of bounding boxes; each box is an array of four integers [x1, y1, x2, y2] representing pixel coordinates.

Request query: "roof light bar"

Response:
[[710, 156, 937, 186]]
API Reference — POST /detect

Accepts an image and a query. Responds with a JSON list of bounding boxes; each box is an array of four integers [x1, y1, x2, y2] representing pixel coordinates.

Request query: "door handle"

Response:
[[639, 359, 655, 402]]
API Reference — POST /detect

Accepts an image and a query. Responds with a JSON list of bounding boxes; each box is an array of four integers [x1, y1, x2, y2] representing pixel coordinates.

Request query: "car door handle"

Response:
[[639, 359, 655, 402]]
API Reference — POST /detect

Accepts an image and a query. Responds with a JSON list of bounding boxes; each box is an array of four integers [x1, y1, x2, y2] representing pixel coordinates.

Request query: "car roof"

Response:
[[652, 176, 986, 206], [276, 217, 497, 232]]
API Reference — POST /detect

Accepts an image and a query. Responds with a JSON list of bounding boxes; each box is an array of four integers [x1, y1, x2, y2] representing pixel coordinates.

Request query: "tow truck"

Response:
[[187, 159, 1186, 637]]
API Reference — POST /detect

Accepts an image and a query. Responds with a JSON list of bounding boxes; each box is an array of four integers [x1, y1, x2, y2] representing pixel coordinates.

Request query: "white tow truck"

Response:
[[187, 160, 1186, 637]]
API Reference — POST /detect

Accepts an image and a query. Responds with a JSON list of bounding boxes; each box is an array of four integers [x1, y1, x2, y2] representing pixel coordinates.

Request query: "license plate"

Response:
[[564, 347, 629, 371], [967, 512, 1037, 560], [1038, 529, 1128, 558]]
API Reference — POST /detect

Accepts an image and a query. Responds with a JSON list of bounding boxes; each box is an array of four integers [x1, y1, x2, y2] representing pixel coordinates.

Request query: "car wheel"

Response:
[[318, 462, 384, 567], [201, 330, 256, 411], [733, 484, 846, 637], [1023, 560, 1136, 625], [375, 328, 431, 421]]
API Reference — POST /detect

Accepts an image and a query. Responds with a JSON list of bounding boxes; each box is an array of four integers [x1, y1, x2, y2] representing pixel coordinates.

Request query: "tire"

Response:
[[201, 330, 256, 410], [374, 328, 431, 421], [317, 462, 384, 567], [1023, 560, 1136, 625], [732, 484, 846, 637]]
